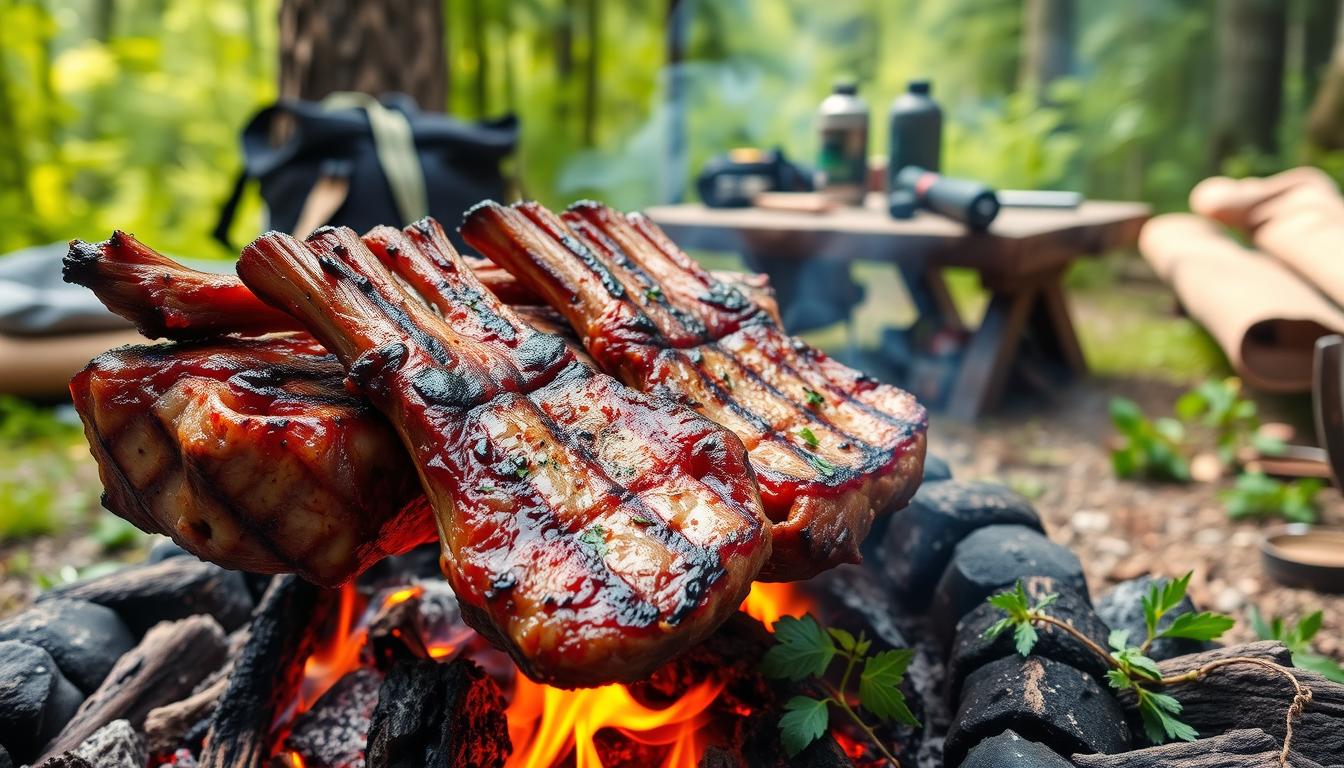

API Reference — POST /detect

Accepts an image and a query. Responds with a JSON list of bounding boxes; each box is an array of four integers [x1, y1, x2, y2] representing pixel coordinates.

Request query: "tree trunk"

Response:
[[1017, 0, 1074, 97], [278, 0, 446, 110], [664, 0, 691, 203], [1307, 2, 1344, 148], [582, 0, 600, 146], [1209, 0, 1288, 169], [1301, 0, 1341, 100]]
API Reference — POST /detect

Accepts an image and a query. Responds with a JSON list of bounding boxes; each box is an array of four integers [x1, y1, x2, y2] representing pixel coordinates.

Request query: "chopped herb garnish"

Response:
[[476, 484, 496, 494], [580, 523, 609, 556], [644, 287, 663, 301], [804, 388, 825, 408], [721, 371, 734, 390], [809, 455, 837, 478], [798, 427, 820, 448], [630, 514, 655, 526]]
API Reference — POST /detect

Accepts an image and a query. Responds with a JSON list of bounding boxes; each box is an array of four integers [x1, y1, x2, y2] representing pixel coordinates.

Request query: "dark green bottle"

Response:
[[886, 80, 942, 191]]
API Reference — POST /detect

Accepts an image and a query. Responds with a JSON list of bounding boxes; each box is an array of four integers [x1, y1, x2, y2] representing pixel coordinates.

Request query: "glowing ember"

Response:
[[740, 581, 810, 627], [505, 677, 722, 768]]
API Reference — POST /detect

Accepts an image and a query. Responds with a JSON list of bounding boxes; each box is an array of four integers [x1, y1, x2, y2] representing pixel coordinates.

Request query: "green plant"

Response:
[[1109, 397, 1190, 482], [92, 512, 144, 553], [760, 614, 918, 763], [1175, 377, 1284, 466], [1249, 607, 1344, 684], [0, 480, 60, 540], [986, 574, 1309, 761], [1221, 472, 1323, 524]]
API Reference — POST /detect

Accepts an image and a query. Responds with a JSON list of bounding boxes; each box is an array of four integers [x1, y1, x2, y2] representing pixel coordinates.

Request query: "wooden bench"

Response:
[[645, 197, 1151, 420]]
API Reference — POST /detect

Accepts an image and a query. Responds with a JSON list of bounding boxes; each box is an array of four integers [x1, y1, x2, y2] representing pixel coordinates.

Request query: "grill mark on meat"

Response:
[[512, 203, 626, 298]]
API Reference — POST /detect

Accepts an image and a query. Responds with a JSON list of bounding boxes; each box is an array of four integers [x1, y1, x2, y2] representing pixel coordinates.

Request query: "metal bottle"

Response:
[[887, 80, 942, 191], [816, 82, 869, 206]]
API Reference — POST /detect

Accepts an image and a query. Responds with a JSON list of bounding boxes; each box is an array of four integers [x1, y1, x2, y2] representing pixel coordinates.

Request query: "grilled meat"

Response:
[[69, 335, 431, 587], [237, 219, 770, 687], [461, 201, 927, 580]]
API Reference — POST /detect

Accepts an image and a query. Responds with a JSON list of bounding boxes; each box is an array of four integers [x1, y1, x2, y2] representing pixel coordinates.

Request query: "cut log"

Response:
[[198, 576, 339, 768], [1072, 727, 1325, 768], [1125, 641, 1344, 766], [39, 558, 254, 636], [143, 674, 229, 757], [365, 658, 510, 768], [40, 616, 227, 759]]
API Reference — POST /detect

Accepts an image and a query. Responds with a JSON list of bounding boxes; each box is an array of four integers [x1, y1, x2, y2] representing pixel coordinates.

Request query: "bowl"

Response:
[[1260, 524, 1344, 593]]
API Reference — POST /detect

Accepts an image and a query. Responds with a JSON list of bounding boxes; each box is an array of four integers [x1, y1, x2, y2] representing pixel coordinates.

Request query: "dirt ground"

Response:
[[929, 376, 1344, 657]]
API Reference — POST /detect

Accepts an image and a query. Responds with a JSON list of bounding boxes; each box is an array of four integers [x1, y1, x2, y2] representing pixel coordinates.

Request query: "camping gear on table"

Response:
[[886, 80, 942, 192], [1139, 213, 1344, 392], [816, 81, 869, 205], [893, 166, 1000, 230], [214, 92, 518, 251], [695, 148, 814, 208]]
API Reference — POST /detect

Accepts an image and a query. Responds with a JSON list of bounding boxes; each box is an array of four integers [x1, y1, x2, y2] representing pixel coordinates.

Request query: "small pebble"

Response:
[[1070, 510, 1110, 534]]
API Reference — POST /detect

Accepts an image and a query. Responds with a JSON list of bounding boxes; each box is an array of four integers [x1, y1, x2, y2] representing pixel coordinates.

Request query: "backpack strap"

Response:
[[321, 91, 428, 225]]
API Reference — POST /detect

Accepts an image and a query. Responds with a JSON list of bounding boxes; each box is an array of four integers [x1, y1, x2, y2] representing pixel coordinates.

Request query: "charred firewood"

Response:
[[1071, 727, 1326, 767], [365, 658, 509, 768], [366, 592, 429, 667], [40, 616, 226, 760], [199, 576, 339, 768], [282, 668, 382, 768], [143, 675, 229, 758], [38, 558, 254, 636]]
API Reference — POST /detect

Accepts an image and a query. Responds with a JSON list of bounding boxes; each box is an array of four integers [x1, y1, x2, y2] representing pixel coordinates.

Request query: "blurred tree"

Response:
[[278, 0, 445, 109], [1308, 2, 1344, 149], [1018, 0, 1074, 99], [1210, 0, 1287, 168]]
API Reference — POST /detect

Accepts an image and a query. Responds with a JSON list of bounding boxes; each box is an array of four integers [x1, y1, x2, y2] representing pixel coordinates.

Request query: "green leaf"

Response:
[[1297, 611, 1324, 643], [1105, 668, 1132, 691], [983, 617, 1013, 641], [1295, 652, 1344, 683], [808, 455, 838, 478], [826, 627, 856, 653], [761, 615, 836, 681], [1013, 622, 1039, 656], [1251, 432, 1287, 457], [858, 649, 920, 727], [1110, 447, 1138, 478], [1247, 605, 1272, 640], [1110, 397, 1144, 432], [1033, 592, 1060, 611], [644, 286, 663, 301], [1174, 390, 1206, 421], [579, 524, 609, 556], [804, 388, 825, 408], [797, 426, 820, 448], [1137, 689, 1198, 743], [1154, 417, 1184, 444], [778, 696, 830, 757], [987, 583, 1030, 617], [1108, 628, 1131, 652], [1160, 611, 1235, 642]]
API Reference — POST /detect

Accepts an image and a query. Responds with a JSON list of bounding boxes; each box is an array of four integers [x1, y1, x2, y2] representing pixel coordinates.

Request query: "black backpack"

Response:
[[214, 92, 518, 252]]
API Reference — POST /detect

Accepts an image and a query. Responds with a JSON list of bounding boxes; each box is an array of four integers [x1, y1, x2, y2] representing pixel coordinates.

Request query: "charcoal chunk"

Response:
[[923, 453, 952, 482], [71, 720, 145, 768], [949, 576, 1110, 701], [1095, 575, 1212, 661], [945, 656, 1129, 766], [880, 481, 1042, 606], [0, 600, 134, 694], [0, 744, 10, 768], [960, 729, 1072, 768], [366, 658, 510, 768], [931, 525, 1087, 651], [0, 641, 82, 762], [38, 558, 253, 636], [284, 668, 382, 768]]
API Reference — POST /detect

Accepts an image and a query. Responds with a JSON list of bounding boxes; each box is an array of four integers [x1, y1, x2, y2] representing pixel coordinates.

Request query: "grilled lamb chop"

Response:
[[461, 201, 927, 580], [69, 335, 431, 586], [236, 220, 770, 687]]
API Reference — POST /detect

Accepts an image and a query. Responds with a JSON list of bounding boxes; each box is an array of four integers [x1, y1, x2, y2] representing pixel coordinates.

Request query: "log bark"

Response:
[[1210, 0, 1288, 167], [1121, 641, 1344, 766], [1072, 727, 1324, 768], [198, 576, 339, 768], [40, 616, 227, 759], [278, 0, 446, 109], [142, 674, 230, 757], [365, 658, 510, 768]]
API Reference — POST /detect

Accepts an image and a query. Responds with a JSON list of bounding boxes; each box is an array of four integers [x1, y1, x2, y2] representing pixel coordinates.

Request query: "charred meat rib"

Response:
[[237, 220, 770, 687], [462, 201, 927, 581], [69, 335, 431, 587]]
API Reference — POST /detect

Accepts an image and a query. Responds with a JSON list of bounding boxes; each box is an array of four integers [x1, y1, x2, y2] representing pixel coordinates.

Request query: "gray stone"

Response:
[[959, 729, 1072, 768], [1095, 575, 1212, 661], [880, 481, 1043, 607], [0, 641, 82, 763], [949, 576, 1110, 702], [72, 720, 145, 768], [923, 453, 953, 482], [0, 601, 133, 694], [945, 655, 1129, 766], [931, 525, 1088, 651]]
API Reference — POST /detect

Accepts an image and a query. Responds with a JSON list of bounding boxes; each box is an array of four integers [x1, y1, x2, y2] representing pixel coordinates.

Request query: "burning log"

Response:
[[40, 616, 227, 759], [365, 658, 509, 768], [38, 558, 254, 636], [282, 668, 382, 768], [199, 576, 339, 768]]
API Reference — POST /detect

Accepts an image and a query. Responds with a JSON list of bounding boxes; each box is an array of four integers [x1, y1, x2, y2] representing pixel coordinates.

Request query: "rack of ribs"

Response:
[[461, 201, 927, 581], [235, 219, 770, 686]]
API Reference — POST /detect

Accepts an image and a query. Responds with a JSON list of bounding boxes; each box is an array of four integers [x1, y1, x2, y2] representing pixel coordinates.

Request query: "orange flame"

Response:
[[740, 581, 810, 627], [505, 676, 722, 768]]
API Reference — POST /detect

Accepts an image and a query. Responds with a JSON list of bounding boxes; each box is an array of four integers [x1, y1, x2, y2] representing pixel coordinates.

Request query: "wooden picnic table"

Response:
[[645, 196, 1151, 420]]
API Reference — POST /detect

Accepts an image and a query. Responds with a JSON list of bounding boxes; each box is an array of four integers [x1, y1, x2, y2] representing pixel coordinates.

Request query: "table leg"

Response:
[[945, 270, 1087, 421], [896, 261, 965, 333]]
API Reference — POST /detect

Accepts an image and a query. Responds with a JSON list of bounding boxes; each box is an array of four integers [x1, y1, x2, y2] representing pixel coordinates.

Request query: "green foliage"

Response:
[[0, 396, 80, 445], [92, 512, 144, 553], [0, 481, 59, 539], [1175, 378, 1284, 466], [762, 613, 917, 758], [1249, 607, 1344, 683], [986, 574, 1235, 746], [1109, 397, 1190, 482], [1221, 472, 1323, 524]]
